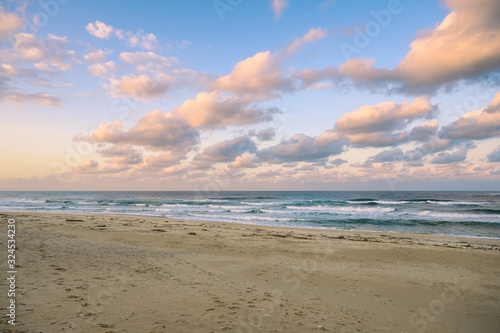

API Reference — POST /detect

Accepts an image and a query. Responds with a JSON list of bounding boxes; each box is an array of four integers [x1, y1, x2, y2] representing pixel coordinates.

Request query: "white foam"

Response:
[[286, 205, 395, 214], [429, 201, 487, 206]]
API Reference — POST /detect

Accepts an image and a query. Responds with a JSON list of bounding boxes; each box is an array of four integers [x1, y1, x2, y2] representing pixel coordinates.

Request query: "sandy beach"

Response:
[[1, 212, 500, 333]]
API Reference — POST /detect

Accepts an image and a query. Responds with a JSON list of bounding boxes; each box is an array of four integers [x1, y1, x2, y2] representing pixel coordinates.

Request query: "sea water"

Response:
[[1, 191, 499, 239]]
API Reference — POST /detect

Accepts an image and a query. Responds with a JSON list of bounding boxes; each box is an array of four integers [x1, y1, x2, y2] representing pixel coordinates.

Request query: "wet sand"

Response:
[[1, 212, 500, 332]]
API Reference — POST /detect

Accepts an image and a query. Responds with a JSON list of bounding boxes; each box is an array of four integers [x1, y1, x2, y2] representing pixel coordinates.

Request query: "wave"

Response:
[[467, 208, 500, 215], [346, 200, 409, 205], [286, 205, 395, 214], [408, 199, 452, 203], [429, 201, 487, 206], [16, 198, 46, 204], [347, 198, 377, 202], [45, 200, 73, 204], [414, 211, 500, 223], [244, 209, 264, 214], [208, 204, 250, 210]]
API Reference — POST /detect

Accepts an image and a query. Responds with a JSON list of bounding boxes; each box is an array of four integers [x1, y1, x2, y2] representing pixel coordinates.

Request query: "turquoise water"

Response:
[[1, 191, 500, 238]]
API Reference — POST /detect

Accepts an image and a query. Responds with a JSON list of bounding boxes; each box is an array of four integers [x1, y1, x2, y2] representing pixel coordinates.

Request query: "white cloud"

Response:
[[85, 20, 113, 39], [86, 20, 114, 39]]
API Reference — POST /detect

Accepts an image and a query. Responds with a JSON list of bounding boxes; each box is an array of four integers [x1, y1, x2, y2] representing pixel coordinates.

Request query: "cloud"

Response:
[[330, 158, 347, 166], [194, 135, 257, 163], [0, 32, 77, 107], [119, 51, 175, 71], [439, 92, 500, 140], [0, 90, 62, 107], [124, 30, 158, 51], [430, 145, 471, 164], [11, 33, 78, 71], [296, 0, 500, 94], [86, 20, 114, 39], [271, 0, 289, 19], [106, 52, 208, 100], [98, 146, 143, 165], [487, 146, 500, 162], [336, 96, 434, 134], [286, 28, 327, 55], [83, 49, 112, 63], [171, 91, 281, 129], [86, 20, 158, 50], [73, 160, 99, 173], [319, 0, 335, 11], [335, 96, 436, 146], [0, 7, 23, 42], [230, 154, 259, 168], [256, 128, 276, 141], [88, 61, 117, 76], [112, 73, 170, 100], [404, 136, 453, 162], [135, 151, 186, 171], [83, 109, 199, 152], [296, 58, 393, 90], [210, 51, 292, 99], [409, 120, 439, 141], [393, 0, 500, 91], [367, 148, 405, 165], [258, 131, 345, 163]]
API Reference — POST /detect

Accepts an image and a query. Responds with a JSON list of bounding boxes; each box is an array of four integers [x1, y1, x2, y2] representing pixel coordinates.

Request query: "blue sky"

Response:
[[1, 0, 500, 190]]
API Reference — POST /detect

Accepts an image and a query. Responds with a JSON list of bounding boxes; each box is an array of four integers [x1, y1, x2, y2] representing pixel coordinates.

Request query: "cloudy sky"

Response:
[[1, 0, 500, 190]]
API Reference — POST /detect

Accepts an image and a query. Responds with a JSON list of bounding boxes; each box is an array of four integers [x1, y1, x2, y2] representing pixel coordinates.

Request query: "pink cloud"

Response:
[[171, 91, 280, 129], [271, 0, 289, 19], [440, 92, 500, 139], [211, 51, 292, 99], [286, 28, 327, 55], [296, 0, 500, 94], [335, 96, 434, 134], [0, 7, 23, 42]]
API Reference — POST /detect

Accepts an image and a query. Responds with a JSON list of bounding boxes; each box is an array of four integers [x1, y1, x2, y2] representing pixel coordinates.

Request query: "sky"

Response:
[[1, 0, 500, 191]]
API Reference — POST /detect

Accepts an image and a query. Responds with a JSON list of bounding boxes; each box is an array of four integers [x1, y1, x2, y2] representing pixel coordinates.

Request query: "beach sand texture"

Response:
[[1, 212, 500, 333]]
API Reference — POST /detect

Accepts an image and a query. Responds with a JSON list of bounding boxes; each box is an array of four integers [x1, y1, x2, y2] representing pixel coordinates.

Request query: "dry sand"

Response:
[[1, 212, 500, 333]]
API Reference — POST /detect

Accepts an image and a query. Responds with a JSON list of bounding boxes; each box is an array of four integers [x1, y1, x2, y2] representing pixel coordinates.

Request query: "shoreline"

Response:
[[3, 210, 500, 244], [1, 211, 500, 332]]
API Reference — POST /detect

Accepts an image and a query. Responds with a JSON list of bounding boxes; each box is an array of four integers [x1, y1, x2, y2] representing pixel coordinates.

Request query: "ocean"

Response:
[[1, 191, 500, 239]]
